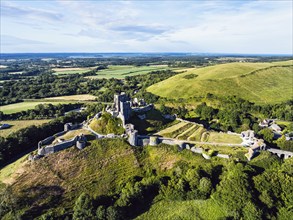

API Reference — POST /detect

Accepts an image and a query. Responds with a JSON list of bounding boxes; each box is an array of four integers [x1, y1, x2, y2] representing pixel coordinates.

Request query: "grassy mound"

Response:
[[89, 113, 124, 135], [147, 60, 293, 104], [1, 137, 284, 219], [1, 139, 140, 218]]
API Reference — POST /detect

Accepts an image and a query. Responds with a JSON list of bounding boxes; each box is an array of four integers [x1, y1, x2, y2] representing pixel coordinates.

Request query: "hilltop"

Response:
[[147, 60, 293, 104]]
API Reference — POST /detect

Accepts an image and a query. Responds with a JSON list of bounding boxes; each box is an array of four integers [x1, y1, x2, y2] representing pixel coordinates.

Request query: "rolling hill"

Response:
[[1, 137, 291, 219], [147, 60, 293, 104]]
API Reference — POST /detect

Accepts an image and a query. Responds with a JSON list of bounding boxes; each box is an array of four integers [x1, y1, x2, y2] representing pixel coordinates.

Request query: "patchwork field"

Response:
[[52, 67, 96, 75], [87, 65, 174, 79], [0, 120, 50, 137], [157, 121, 242, 144], [0, 101, 75, 114], [147, 60, 293, 104]]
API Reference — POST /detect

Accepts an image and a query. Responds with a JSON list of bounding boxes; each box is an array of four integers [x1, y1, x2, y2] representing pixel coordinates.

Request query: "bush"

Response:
[[183, 74, 198, 79], [73, 193, 94, 220]]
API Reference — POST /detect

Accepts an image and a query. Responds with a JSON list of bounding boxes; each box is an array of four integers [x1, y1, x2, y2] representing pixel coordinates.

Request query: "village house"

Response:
[[240, 130, 255, 146], [259, 119, 273, 128], [269, 123, 282, 133]]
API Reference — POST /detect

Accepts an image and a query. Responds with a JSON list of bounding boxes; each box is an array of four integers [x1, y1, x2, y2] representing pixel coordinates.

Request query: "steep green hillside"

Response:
[[1, 139, 141, 218], [147, 61, 293, 104], [0, 138, 292, 220]]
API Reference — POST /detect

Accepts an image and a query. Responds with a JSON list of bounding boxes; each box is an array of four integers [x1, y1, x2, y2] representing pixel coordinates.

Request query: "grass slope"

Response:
[[1, 139, 141, 216], [1, 136, 249, 219], [147, 61, 293, 104], [135, 199, 226, 220]]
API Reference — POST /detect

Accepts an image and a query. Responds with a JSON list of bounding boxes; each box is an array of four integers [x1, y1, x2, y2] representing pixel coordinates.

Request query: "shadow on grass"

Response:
[[19, 185, 65, 220]]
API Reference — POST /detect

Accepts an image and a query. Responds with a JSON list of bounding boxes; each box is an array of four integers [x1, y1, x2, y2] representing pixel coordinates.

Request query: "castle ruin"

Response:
[[29, 123, 87, 161]]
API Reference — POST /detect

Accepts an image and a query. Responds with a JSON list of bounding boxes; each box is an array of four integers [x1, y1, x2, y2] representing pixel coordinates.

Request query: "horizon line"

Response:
[[1, 52, 292, 56]]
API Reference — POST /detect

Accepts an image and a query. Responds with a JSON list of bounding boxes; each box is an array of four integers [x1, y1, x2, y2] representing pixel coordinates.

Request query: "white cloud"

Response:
[[0, 0, 292, 54]]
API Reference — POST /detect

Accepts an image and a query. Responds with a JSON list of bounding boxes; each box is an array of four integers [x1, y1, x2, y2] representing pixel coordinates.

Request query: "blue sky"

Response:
[[0, 0, 292, 54]]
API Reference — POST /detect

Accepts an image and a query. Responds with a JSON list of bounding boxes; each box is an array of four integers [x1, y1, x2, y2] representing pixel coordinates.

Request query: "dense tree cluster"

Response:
[[0, 74, 104, 101], [192, 97, 293, 134]]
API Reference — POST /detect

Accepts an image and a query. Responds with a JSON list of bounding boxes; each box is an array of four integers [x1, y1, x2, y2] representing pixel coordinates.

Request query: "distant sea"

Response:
[[0, 52, 291, 60]]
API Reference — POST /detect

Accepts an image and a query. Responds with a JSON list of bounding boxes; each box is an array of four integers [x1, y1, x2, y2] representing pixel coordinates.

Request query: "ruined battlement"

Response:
[[29, 122, 86, 161]]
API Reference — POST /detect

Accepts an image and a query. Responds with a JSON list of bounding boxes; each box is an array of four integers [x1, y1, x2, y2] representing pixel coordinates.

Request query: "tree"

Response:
[[276, 135, 293, 151], [242, 201, 262, 220], [198, 177, 212, 199], [259, 128, 274, 143], [212, 163, 255, 218], [96, 205, 106, 220], [106, 206, 120, 220], [73, 193, 94, 220]]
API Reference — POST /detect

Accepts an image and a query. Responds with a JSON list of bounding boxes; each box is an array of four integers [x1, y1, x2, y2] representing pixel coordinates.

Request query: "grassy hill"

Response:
[[0, 139, 141, 218], [89, 113, 125, 135], [0, 138, 217, 219], [0, 137, 291, 219], [147, 60, 293, 104]]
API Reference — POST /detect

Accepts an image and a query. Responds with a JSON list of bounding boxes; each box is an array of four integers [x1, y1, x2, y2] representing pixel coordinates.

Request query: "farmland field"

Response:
[[44, 94, 97, 101], [0, 101, 75, 114], [87, 65, 176, 79], [0, 120, 50, 137], [52, 67, 96, 75], [147, 60, 293, 104]]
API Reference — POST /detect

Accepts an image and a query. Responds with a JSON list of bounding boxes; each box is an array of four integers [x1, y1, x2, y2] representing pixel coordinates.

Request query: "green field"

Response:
[[0, 120, 50, 137], [52, 67, 96, 75], [87, 65, 174, 79], [0, 101, 75, 114], [53, 70, 90, 75], [0, 94, 98, 114], [147, 60, 293, 104]]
